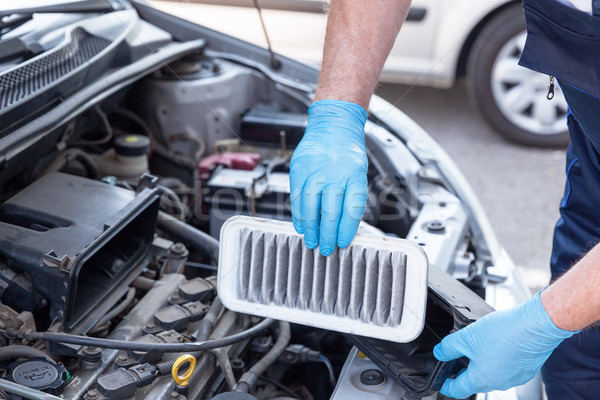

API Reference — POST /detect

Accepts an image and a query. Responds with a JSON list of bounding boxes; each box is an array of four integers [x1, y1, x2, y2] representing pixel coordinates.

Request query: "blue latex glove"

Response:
[[289, 99, 368, 256], [433, 292, 577, 399]]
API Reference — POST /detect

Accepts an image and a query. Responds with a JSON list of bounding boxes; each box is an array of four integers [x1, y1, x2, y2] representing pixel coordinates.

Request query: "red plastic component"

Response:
[[199, 152, 261, 179]]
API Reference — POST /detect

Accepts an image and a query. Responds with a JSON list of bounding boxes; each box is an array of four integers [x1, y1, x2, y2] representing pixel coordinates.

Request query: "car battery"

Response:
[[240, 107, 307, 149], [204, 165, 291, 237]]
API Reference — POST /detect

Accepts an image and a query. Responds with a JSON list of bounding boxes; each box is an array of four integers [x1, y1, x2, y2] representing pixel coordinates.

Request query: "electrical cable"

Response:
[[235, 321, 291, 393], [257, 376, 302, 400], [169, 133, 206, 162], [4, 318, 273, 353], [70, 105, 113, 146], [114, 107, 156, 141], [317, 354, 337, 388], [155, 297, 224, 376], [279, 345, 337, 389]]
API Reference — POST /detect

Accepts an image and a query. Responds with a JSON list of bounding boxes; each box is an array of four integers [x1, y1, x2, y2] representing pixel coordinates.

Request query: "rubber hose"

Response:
[[0, 345, 53, 362], [195, 297, 224, 341], [9, 319, 273, 353], [157, 211, 219, 264], [73, 152, 99, 179], [131, 276, 156, 291], [42, 149, 99, 179], [235, 321, 291, 392], [95, 287, 136, 328]]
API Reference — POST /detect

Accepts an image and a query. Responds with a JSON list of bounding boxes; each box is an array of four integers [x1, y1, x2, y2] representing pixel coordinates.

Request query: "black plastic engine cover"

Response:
[[346, 265, 494, 399], [0, 173, 160, 333]]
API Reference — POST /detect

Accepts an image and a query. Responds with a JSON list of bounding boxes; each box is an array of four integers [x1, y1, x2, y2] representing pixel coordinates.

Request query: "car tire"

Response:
[[466, 4, 569, 147]]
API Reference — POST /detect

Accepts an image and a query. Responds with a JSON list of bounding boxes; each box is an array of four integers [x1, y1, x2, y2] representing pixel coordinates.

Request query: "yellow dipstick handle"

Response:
[[172, 354, 196, 387]]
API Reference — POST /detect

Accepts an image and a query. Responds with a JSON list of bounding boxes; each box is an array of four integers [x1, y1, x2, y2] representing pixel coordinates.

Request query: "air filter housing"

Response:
[[218, 216, 428, 342], [0, 173, 160, 333]]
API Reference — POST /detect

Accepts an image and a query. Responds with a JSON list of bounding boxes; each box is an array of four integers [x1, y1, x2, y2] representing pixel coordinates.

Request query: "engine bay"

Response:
[[0, 2, 508, 399]]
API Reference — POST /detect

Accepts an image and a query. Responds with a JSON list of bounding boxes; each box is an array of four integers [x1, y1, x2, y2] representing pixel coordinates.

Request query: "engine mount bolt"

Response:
[[82, 346, 102, 363], [83, 346, 101, 354], [426, 219, 446, 232], [230, 358, 245, 370], [171, 242, 187, 254], [360, 369, 386, 387]]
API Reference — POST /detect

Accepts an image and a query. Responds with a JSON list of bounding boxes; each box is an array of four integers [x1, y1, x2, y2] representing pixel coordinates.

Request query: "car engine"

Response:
[[0, 1, 532, 400]]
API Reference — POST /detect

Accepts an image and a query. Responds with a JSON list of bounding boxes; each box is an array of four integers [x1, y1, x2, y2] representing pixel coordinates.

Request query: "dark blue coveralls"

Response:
[[520, 0, 600, 398]]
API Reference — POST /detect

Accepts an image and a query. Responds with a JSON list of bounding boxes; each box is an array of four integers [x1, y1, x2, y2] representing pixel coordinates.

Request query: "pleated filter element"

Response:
[[218, 216, 429, 342]]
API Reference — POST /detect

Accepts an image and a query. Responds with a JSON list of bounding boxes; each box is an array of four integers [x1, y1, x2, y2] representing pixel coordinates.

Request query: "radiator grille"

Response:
[[0, 28, 111, 110], [237, 229, 407, 327]]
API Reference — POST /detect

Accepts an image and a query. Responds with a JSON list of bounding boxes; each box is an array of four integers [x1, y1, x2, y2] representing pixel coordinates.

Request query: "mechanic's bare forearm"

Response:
[[314, 0, 411, 109], [541, 242, 600, 331]]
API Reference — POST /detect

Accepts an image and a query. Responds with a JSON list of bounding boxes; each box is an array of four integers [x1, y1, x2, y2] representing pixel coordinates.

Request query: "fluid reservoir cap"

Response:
[[8, 358, 68, 395], [115, 134, 150, 157]]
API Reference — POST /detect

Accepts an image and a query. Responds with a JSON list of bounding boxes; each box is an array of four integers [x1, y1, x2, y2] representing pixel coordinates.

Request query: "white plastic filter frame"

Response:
[[218, 216, 429, 343]]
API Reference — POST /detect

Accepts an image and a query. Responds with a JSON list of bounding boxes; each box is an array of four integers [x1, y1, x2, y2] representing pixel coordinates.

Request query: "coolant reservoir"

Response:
[[92, 134, 150, 180]]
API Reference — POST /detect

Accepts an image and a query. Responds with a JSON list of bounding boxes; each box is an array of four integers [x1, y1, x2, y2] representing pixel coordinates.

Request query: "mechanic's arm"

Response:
[[433, 243, 600, 399], [290, 0, 411, 255], [314, 0, 410, 108]]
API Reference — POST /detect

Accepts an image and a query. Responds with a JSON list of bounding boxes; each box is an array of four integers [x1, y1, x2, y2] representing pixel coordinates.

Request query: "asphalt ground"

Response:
[[376, 81, 567, 292]]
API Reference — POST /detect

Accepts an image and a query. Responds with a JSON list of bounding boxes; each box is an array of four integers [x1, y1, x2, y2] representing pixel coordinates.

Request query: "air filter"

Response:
[[218, 216, 428, 342]]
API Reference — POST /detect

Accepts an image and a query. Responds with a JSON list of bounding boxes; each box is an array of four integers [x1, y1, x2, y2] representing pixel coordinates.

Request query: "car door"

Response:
[[381, 0, 442, 84], [149, 0, 440, 79]]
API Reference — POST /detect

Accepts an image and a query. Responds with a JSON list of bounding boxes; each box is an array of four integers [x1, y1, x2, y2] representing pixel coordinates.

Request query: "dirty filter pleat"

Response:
[[236, 230, 408, 328]]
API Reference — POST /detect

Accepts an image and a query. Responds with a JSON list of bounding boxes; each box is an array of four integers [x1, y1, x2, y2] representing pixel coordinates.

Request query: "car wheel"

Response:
[[466, 4, 569, 147]]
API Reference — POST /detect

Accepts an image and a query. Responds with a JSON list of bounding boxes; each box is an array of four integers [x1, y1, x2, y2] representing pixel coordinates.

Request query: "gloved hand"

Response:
[[433, 292, 577, 399], [289, 99, 368, 256]]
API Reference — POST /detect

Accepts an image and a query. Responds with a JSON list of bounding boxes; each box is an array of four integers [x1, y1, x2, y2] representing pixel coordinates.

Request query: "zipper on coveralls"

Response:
[[546, 76, 555, 100]]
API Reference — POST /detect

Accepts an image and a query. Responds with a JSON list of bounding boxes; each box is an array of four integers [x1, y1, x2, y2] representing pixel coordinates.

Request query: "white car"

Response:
[[151, 0, 569, 147]]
